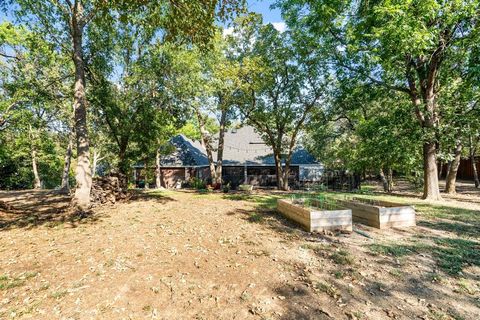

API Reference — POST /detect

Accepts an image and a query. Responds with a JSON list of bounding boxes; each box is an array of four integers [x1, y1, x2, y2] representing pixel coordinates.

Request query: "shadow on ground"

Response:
[[127, 190, 176, 204], [0, 193, 100, 231], [0, 190, 77, 230], [0, 190, 175, 231], [369, 235, 480, 276], [274, 281, 334, 320], [418, 220, 480, 239]]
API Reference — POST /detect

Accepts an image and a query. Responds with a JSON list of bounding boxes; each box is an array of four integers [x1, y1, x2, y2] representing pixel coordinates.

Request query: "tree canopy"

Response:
[[1, 0, 479, 199]]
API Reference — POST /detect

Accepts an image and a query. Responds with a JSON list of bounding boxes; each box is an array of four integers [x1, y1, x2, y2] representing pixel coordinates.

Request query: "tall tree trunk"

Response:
[[406, 55, 442, 200], [118, 142, 129, 176], [28, 125, 41, 189], [273, 152, 284, 190], [195, 109, 216, 183], [472, 155, 480, 189], [379, 168, 393, 192], [215, 107, 227, 185], [379, 168, 389, 192], [91, 148, 104, 178], [445, 161, 452, 179], [387, 168, 394, 193], [61, 132, 73, 191], [31, 148, 41, 189], [445, 142, 462, 194], [155, 148, 162, 189], [438, 160, 444, 179], [281, 165, 290, 191], [144, 157, 150, 189], [422, 141, 442, 200], [468, 134, 480, 188], [72, 11, 92, 210]]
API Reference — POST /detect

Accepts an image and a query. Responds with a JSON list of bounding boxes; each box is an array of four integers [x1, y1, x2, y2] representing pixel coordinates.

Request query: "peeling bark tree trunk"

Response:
[[155, 148, 162, 189], [214, 107, 227, 185], [61, 132, 74, 191], [72, 7, 92, 210], [445, 143, 462, 194]]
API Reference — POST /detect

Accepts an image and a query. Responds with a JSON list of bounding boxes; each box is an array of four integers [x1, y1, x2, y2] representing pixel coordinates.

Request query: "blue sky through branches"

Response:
[[0, 1, 282, 24]]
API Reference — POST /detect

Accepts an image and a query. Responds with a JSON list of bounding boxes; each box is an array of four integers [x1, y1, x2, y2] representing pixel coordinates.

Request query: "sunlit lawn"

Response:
[[218, 188, 480, 276]]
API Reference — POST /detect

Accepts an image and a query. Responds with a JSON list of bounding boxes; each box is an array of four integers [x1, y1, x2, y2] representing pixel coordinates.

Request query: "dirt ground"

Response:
[[0, 188, 479, 320]]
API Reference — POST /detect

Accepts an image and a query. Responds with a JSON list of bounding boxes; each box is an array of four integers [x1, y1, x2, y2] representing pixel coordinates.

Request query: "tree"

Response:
[[166, 36, 240, 186], [232, 14, 326, 190], [1, 21, 72, 190], [5, 0, 245, 206], [305, 77, 421, 193], [277, 0, 480, 199]]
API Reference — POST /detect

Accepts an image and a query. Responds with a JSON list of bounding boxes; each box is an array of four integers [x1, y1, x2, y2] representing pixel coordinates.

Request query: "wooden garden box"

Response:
[[338, 198, 416, 229], [276, 199, 352, 232]]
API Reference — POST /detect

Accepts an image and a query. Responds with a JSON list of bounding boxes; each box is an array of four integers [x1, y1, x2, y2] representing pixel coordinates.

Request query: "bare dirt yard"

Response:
[[0, 188, 479, 319]]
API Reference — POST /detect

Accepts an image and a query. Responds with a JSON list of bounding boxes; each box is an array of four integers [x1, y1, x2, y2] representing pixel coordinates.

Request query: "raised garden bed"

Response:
[[277, 198, 352, 232], [338, 197, 416, 229]]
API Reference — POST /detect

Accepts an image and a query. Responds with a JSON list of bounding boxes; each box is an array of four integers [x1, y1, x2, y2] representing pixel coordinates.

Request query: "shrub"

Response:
[[222, 183, 231, 193], [189, 177, 206, 190]]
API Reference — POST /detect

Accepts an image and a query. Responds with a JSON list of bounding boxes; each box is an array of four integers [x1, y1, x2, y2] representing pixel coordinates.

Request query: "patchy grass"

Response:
[[330, 249, 354, 265], [433, 237, 480, 274], [0, 272, 36, 291], [455, 279, 476, 295], [222, 193, 279, 210], [369, 243, 416, 257], [389, 268, 404, 278], [247, 212, 264, 223], [314, 281, 339, 298], [0, 276, 25, 290], [368, 237, 480, 275], [50, 289, 68, 299]]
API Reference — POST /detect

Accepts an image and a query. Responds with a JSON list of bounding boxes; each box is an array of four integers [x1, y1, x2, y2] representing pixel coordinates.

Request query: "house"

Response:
[[133, 126, 323, 188]]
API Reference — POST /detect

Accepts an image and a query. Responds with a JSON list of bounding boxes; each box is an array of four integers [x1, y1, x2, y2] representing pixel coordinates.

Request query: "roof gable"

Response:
[[161, 126, 319, 166], [160, 135, 209, 166]]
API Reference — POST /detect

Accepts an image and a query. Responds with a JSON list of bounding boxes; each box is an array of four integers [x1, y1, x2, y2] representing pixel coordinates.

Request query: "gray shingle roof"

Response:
[[217, 126, 318, 165], [161, 126, 318, 166], [160, 135, 209, 166]]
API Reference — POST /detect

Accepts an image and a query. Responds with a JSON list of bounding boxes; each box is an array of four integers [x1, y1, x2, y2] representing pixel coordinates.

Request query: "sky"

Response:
[[247, 0, 283, 23], [223, 0, 286, 35]]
